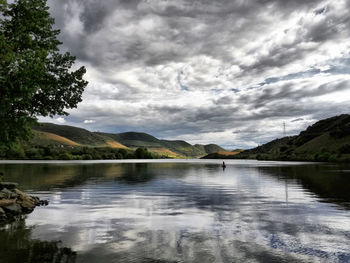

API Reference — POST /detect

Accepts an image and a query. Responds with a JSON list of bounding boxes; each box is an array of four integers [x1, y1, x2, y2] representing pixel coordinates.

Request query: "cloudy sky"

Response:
[[41, 0, 350, 149]]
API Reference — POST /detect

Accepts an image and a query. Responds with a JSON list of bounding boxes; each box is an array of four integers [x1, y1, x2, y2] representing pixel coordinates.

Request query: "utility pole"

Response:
[[283, 122, 286, 137]]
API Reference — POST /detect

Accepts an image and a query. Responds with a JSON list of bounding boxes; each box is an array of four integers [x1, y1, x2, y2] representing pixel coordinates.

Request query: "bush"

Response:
[[1, 142, 159, 160], [339, 144, 350, 154], [58, 152, 73, 160], [279, 146, 288, 152], [314, 152, 330, 162], [25, 148, 42, 159], [6, 143, 26, 159], [135, 148, 153, 159], [82, 154, 92, 160]]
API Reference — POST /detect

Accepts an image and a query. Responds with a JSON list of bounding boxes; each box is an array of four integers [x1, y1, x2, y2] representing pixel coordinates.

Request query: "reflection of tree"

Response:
[[1, 164, 85, 190], [1, 163, 114, 191], [113, 163, 210, 184], [259, 165, 350, 209], [114, 163, 157, 184], [0, 219, 76, 263], [0, 162, 220, 189]]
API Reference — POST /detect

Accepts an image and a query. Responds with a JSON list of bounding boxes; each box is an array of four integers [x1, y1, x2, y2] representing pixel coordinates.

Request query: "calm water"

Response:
[[0, 159, 350, 263]]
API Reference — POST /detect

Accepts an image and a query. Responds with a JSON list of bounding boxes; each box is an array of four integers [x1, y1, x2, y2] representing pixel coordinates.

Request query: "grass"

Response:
[[146, 147, 184, 158], [31, 122, 226, 158], [217, 151, 241, 156], [33, 123, 107, 146], [32, 131, 80, 146], [106, 141, 129, 149], [295, 133, 350, 153]]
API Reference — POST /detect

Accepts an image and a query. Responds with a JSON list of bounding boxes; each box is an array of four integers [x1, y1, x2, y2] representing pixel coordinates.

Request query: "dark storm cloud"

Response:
[[72, 76, 350, 140], [257, 69, 321, 87], [256, 57, 350, 88], [150, 105, 185, 115], [43, 0, 350, 148], [291, 118, 304, 122], [48, 0, 334, 69], [148, 79, 349, 136], [232, 128, 260, 135], [79, 1, 114, 33], [304, 7, 350, 43], [213, 96, 233, 105], [241, 42, 317, 74], [240, 79, 350, 109], [63, 84, 349, 146]]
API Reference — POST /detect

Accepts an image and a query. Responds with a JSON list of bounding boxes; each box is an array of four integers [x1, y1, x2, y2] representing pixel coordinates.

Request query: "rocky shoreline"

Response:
[[0, 182, 48, 225]]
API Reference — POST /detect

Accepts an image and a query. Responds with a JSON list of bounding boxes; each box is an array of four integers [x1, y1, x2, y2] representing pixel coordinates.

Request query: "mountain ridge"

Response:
[[32, 123, 226, 158], [202, 114, 350, 162]]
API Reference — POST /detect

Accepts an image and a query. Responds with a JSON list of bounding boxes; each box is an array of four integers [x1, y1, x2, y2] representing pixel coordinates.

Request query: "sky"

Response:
[[40, 0, 350, 149]]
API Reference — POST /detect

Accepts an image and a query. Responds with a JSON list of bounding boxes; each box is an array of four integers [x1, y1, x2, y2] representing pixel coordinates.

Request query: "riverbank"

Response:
[[1, 160, 349, 262], [0, 182, 47, 225], [202, 151, 350, 163], [203, 114, 350, 163]]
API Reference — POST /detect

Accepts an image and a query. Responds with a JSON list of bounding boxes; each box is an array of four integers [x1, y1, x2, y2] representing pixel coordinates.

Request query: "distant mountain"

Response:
[[197, 144, 226, 154], [97, 132, 162, 148], [31, 123, 226, 158], [203, 114, 350, 162], [31, 130, 80, 147], [159, 140, 203, 157], [98, 131, 225, 157], [32, 123, 110, 147]]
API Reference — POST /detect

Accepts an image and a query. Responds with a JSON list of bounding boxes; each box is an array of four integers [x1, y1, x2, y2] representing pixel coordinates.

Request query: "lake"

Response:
[[0, 159, 350, 263]]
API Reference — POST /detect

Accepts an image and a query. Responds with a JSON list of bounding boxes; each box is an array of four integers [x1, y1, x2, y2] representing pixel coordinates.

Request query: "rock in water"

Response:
[[0, 182, 19, 190], [2, 203, 22, 215], [0, 199, 15, 207], [0, 207, 6, 221], [0, 182, 47, 225]]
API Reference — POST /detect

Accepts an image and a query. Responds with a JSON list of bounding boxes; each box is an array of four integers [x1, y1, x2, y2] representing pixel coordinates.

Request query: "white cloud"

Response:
[[43, 0, 350, 148], [84, 120, 96, 124], [56, 117, 66, 124]]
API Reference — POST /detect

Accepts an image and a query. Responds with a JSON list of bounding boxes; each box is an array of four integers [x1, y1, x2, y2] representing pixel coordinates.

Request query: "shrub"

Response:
[[339, 144, 350, 154], [58, 152, 73, 160], [6, 143, 26, 159]]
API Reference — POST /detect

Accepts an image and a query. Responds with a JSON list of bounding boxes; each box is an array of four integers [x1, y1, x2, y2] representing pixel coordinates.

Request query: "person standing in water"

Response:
[[222, 161, 226, 169]]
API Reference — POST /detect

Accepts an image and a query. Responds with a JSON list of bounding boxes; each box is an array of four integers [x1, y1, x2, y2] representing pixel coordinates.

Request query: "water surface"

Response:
[[0, 160, 350, 262]]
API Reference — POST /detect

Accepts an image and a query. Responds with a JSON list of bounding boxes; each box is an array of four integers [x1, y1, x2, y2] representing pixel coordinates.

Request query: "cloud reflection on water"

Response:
[[1, 161, 350, 262]]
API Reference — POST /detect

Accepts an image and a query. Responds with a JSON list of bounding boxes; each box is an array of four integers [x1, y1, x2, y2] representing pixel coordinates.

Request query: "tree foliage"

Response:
[[0, 144, 163, 160], [0, 0, 88, 146]]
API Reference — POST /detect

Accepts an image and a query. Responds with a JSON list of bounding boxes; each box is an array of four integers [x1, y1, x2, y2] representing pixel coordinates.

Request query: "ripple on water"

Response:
[[0, 161, 349, 263]]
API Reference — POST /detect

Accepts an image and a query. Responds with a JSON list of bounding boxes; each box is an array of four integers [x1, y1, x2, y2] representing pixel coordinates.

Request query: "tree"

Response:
[[135, 147, 153, 159], [0, 0, 88, 146]]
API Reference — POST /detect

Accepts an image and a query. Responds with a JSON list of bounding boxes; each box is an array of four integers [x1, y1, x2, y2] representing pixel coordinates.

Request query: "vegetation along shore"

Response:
[[0, 114, 349, 162], [0, 173, 47, 225], [203, 114, 350, 163]]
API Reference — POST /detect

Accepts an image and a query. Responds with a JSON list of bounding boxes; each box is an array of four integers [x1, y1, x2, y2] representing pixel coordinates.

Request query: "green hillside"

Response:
[[97, 132, 163, 148], [203, 144, 226, 153], [33, 123, 108, 146], [99, 132, 226, 157], [30, 130, 81, 147], [27, 123, 226, 158], [193, 144, 205, 153], [204, 114, 350, 162], [160, 140, 204, 157]]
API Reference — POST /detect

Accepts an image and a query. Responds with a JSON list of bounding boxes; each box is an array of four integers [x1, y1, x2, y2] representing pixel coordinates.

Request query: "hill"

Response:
[[31, 131, 80, 147], [96, 132, 162, 148], [160, 140, 204, 157], [203, 114, 350, 162], [202, 150, 243, 159], [97, 132, 225, 157], [194, 144, 226, 154], [28, 123, 226, 158], [33, 123, 109, 147]]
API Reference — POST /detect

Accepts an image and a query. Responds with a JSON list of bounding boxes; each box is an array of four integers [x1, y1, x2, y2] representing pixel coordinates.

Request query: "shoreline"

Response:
[[0, 182, 48, 226]]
